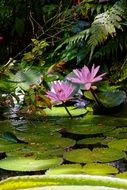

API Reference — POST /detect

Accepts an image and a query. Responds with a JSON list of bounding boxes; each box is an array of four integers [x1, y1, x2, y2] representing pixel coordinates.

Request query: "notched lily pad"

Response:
[[82, 163, 118, 175], [77, 137, 105, 145], [64, 148, 125, 163], [46, 164, 82, 175], [0, 157, 63, 171], [58, 115, 119, 135], [44, 106, 87, 117], [108, 139, 127, 151], [116, 172, 127, 179], [105, 128, 127, 139]]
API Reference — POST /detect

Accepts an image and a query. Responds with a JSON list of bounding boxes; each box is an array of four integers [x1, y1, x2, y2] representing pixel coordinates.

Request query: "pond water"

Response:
[[1, 107, 127, 180]]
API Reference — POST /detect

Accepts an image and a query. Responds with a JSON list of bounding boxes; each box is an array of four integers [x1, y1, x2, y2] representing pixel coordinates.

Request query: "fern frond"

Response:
[[88, 0, 127, 60], [81, 1, 112, 18], [93, 33, 127, 61], [55, 28, 89, 51]]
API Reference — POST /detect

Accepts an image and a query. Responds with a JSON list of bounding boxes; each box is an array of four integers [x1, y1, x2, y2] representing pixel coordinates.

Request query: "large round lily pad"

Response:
[[57, 115, 119, 135], [0, 157, 63, 171], [46, 163, 118, 176], [63, 148, 125, 163], [105, 128, 127, 139], [77, 137, 105, 145], [82, 163, 118, 175], [44, 106, 87, 117], [46, 164, 83, 175], [108, 139, 127, 151], [116, 172, 127, 179]]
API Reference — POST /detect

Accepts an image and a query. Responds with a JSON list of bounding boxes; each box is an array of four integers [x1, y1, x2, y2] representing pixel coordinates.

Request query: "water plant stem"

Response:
[[90, 90, 102, 109], [62, 102, 73, 119]]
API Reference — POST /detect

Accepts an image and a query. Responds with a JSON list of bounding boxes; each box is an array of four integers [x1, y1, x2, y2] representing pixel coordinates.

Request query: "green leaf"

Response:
[[64, 148, 125, 163], [97, 90, 126, 108], [44, 106, 87, 117], [46, 164, 82, 175], [77, 137, 105, 145], [0, 157, 63, 171], [82, 163, 118, 175], [1, 175, 127, 190], [116, 172, 127, 179], [108, 139, 127, 151]]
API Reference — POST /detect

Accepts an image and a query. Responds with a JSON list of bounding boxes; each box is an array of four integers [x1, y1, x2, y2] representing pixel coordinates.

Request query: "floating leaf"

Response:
[[97, 90, 126, 108], [116, 172, 127, 179], [64, 148, 125, 163], [46, 164, 82, 175], [1, 174, 127, 190], [0, 157, 63, 171], [77, 137, 105, 145], [44, 106, 87, 117], [82, 163, 118, 175], [105, 128, 127, 139], [57, 115, 122, 135], [108, 139, 127, 151], [46, 163, 118, 176]]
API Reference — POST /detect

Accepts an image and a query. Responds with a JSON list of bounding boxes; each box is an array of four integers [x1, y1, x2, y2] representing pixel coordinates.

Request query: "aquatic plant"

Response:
[[67, 64, 106, 90], [46, 80, 75, 118]]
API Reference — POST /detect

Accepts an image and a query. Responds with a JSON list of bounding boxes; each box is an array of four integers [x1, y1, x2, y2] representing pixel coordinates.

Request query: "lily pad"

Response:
[[58, 115, 120, 135], [105, 128, 127, 139], [108, 139, 127, 151], [0, 157, 63, 171], [46, 163, 118, 176], [46, 164, 83, 175], [44, 106, 87, 117], [116, 172, 127, 179], [18, 186, 123, 190], [77, 137, 105, 145], [64, 148, 125, 163], [97, 90, 126, 108], [82, 163, 118, 175]]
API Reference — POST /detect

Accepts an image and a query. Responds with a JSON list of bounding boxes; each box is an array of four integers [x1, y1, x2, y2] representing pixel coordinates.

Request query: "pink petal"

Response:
[[91, 64, 100, 78], [73, 69, 83, 79], [91, 72, 106, 82], [82, 65, 90, 79], [46, 91, 59, 101]]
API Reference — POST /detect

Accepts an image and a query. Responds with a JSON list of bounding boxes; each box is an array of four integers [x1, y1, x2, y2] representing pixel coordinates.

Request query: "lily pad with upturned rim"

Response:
[[0, 157, 63, 171]]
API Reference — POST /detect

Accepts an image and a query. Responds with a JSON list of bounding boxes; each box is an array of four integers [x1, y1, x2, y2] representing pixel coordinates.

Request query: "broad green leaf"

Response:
[[82, 163, 118, 175], [97, 90, 126, 108], [1, 175, 127, 190], [46, 164, 82, 175], [44, 106, 87, 117], [64, 148, 125, 163], [108, 139, 127, 151], [0, 157, 63, 171], [116, 172, 127, 179], [77, 137, 105, 145]]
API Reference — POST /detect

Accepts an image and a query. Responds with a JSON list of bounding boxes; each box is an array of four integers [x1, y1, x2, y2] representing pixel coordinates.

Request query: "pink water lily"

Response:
[[67, 64, 106, 90], [46, 80, 74, 104]]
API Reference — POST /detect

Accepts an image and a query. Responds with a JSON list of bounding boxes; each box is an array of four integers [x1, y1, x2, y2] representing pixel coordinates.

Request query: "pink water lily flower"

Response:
[[46, 80, 74, 104], [67, 64, 106, 90]]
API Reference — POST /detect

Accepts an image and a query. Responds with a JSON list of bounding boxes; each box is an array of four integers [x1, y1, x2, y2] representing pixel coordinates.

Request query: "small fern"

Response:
[[88, 0, 127, 60]]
